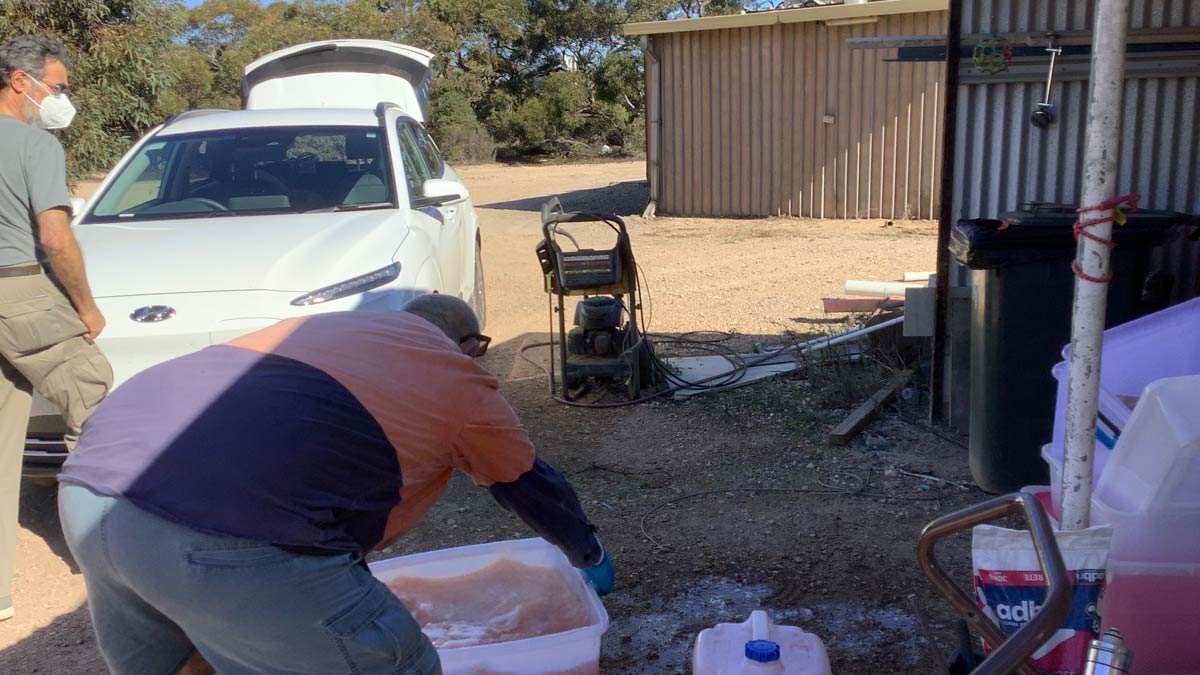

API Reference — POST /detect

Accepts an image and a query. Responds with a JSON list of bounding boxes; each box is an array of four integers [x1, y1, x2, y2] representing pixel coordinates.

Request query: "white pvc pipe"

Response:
[[903, 271, 936, 282], [845, 280, 915, 297], [799, 315, 905, 355], [1061, 0, 1133, 531]]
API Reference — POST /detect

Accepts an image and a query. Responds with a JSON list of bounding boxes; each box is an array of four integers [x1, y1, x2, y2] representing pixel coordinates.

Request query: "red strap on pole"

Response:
[[1071, 193, 1140, 282]]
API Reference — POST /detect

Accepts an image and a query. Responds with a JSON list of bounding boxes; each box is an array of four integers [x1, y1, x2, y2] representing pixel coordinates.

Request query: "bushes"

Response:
[[0, 0, 187, 182], [429, 91, 496, 163]]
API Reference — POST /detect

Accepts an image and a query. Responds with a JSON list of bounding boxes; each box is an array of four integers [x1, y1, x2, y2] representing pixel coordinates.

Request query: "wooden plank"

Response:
[[828, 369, 915, 445], [823, 297, 885, 313]]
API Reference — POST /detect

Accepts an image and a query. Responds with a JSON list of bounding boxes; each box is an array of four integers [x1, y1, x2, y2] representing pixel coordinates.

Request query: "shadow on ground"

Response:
[[0, 602, 103, 673], [480, 180, 649, 217], [20, 481, 79, 575]]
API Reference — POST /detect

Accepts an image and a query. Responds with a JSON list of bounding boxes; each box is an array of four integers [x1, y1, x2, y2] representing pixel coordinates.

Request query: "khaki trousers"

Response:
[[0, 269, 113, 604]]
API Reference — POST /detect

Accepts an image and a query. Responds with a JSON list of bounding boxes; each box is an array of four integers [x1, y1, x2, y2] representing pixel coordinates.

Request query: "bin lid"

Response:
[[949, 203, 1193, 270]]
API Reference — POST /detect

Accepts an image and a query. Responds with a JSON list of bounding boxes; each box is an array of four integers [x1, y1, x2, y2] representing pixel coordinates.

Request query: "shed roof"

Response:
[[622, 0, 947, 36]]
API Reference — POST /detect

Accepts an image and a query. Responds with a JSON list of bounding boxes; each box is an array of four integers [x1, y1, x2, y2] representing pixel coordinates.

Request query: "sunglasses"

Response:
[[460, 333, 492, 357], [21, 72, 71, 96]]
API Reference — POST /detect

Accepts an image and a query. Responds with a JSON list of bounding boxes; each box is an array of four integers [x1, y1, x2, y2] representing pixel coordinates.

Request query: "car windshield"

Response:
[[86, 126, 394, 222]]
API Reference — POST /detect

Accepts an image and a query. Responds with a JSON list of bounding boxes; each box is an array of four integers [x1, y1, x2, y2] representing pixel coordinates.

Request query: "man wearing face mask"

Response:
[[0, 35, 113, 623]]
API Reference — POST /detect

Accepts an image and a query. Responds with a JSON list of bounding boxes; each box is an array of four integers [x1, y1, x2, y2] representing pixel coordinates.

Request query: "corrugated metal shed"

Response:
[[938, 0, 1200, 429], [628, 0, 949, 218], [952, 0, 1200, 297]]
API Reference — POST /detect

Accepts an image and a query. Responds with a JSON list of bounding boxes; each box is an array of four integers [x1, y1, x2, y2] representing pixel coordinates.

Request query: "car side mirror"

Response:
[[69, 196, 86, 216], [412, 178, 465, 209]]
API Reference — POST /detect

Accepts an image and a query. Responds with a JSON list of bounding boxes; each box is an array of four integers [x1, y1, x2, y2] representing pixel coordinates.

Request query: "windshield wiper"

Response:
[[305, 202, 395, 214]]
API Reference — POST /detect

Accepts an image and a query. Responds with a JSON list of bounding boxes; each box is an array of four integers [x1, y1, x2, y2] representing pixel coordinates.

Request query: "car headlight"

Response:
[[289, 262, 401, 307]]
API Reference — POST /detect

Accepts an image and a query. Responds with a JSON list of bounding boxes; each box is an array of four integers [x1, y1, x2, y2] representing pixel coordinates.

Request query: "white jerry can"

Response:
[[694, 610, 833, 674]]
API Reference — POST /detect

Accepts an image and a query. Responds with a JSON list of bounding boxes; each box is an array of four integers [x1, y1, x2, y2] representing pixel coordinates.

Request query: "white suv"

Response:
[[24, 40, 486, 479]]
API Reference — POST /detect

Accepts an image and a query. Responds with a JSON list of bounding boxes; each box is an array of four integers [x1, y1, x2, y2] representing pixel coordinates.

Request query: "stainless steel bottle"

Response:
[[1083, 627, 1134, 675]]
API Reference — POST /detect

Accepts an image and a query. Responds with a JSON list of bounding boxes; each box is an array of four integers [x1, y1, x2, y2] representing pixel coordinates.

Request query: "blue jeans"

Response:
[[58, 484, 440, 675]]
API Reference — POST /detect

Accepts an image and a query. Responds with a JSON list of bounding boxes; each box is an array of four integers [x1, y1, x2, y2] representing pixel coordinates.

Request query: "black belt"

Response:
[[0, 264, 41, 278]]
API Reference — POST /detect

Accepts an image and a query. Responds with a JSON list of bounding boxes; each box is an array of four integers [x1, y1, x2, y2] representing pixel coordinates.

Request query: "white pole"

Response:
[[1061, 0, 1134, 530]]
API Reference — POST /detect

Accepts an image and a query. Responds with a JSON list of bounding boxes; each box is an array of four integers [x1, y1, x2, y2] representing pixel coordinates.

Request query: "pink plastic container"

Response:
[[1092, 376, 1200, 674], [694, 610, 831, 675], [1101, 559, 1200, 675]]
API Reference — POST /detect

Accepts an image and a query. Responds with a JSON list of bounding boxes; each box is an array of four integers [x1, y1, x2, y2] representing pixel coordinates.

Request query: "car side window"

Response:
[[395, 121, 432, 197], [93, 141, 173, 216], [410, 123, 444, 179]]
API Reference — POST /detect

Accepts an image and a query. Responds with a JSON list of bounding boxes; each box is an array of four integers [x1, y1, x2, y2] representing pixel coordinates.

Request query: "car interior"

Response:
[[89, 127, 395, 220]]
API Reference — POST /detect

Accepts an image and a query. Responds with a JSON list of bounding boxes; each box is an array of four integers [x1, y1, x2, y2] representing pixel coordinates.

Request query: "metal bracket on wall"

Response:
[[1031, 36, 1062, 129]]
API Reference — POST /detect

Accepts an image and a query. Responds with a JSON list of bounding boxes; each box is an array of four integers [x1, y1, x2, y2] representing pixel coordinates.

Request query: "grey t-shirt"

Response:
[[0, 115, 71, 266]]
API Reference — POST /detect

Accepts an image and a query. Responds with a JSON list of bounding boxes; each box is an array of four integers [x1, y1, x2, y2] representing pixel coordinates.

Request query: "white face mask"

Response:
[[25, 76, 77, 130]]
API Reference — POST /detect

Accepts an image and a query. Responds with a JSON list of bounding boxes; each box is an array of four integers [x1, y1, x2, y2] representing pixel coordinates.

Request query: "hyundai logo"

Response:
[[130, 305, 176, 323]]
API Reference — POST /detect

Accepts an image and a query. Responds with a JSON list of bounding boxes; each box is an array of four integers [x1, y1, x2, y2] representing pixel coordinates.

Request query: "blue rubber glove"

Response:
[[581, 538, 614, 597]]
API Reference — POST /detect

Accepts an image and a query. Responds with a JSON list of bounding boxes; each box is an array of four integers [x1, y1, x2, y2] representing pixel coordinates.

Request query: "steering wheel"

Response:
[[187, 197, 228, 211], [290, 151, 320, 162]]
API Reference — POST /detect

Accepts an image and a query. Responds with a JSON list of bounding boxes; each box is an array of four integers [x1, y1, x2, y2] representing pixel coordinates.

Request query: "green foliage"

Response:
[[428, 89, 494, 163], [1, 0, 187, 181], [5, 0, 694, 173]]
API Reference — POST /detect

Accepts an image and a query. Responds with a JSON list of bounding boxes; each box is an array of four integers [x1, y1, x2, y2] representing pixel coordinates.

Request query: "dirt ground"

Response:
[[2, 160, 980, 674]]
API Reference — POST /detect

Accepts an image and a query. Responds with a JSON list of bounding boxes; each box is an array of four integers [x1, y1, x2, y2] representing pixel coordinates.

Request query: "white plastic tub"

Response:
[[370, 538, 609, 675], [1046, 297, 1200, 510]]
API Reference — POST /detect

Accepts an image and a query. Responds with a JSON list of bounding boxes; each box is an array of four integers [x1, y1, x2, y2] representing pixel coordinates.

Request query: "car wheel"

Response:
[[470, 238, 486, 329]]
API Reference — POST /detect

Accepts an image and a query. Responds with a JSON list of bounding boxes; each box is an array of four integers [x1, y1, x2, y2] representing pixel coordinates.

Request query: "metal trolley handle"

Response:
[[917, 493, 1073, 675]]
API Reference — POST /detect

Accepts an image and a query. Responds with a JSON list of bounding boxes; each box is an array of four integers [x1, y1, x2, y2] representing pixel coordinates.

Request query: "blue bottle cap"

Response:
[[745, 639, 781, 663]]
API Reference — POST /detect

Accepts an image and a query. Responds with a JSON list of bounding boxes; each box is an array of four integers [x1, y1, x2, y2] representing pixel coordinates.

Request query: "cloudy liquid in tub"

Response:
[[385, 557, 592, 650]]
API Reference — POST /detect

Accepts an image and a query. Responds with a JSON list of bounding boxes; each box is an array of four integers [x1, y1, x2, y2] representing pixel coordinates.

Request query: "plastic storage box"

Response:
[[370, 538, 609, 675], [1046, 297, 1200, 513], [1091, 376, 1200, 558], [1092, 376, 1200, 675]]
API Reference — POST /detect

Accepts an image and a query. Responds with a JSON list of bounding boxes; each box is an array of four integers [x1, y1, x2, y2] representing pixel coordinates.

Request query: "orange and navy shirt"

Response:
[[59, 311, 601, 567]]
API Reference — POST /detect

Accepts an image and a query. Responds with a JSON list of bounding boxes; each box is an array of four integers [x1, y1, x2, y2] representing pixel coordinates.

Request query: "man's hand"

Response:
[[581, 538, 614, 597], [78, 304, 106, 340]]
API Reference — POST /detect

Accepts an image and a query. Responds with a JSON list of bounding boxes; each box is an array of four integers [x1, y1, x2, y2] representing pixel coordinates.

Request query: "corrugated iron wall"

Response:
[[939, 0, 1200, 429], [953, 0, 1200, 299], [650, 11, 948, 219]]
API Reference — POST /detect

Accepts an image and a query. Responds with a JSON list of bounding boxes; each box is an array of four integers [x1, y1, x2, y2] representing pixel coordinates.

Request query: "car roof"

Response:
[[156, 107, 383, 137]]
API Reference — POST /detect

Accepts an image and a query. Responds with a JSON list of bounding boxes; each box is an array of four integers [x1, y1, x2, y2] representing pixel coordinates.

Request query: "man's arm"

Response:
[[37, 207, 105, 339], [486, 459, 604, 568], [453, 379, 603, 568]]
